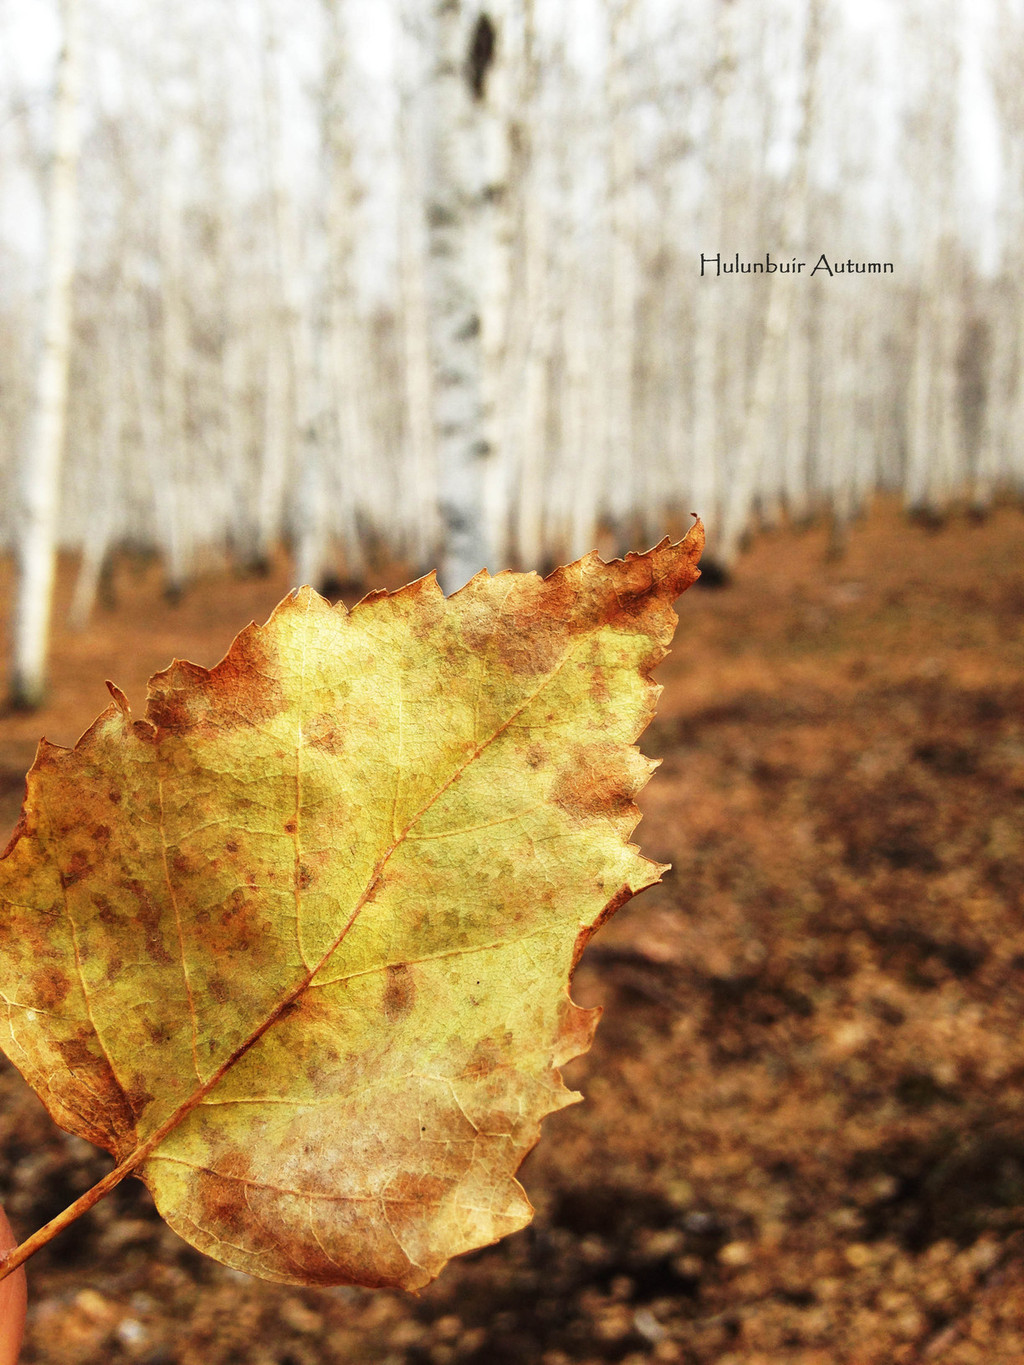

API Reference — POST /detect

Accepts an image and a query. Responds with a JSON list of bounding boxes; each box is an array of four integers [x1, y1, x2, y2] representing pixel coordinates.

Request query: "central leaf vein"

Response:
[[117, 627, 585, 1180]]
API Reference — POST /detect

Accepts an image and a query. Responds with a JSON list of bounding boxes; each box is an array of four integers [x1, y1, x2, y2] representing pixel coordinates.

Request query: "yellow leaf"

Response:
[[0, 527, 703, 1289]]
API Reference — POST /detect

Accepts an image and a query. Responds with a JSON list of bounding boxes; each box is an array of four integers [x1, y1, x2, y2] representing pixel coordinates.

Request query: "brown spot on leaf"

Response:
[[197, 1170, 251, 1244], [147, 624, 287, 734], [56, 1034, 99, 1070], [215, 891, 265, 953], [551, 743, 639, 824], [481, 533, 703, 682], [460, 1032, 512, 1081], [460, 575, 568, 678], [145, 660, 211, 733], [61, 849, 93, 887], [217, 1150, 253, 1183], [385, 1171, 451, 1205], [279, 989, 331, 1028], [122, 879, 175, 964], [209, 975, 230, 1004], [125, 1075, 156, 1115], [144, 1018, 171, 1046], [306, 713, 346, 754], [383, 964, 415, 1022], [33, 965, 72, 1010]]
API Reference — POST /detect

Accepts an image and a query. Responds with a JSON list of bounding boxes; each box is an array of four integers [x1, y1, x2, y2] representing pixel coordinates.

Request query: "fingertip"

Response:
[[0, 1208, 26, 1365]]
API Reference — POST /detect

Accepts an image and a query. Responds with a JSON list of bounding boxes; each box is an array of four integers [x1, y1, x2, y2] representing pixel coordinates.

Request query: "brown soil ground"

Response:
[[1, 497, 1023, 1365]]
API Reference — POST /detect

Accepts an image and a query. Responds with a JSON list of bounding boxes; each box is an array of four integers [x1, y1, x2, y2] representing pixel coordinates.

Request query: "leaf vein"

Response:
[[158, 773, 203, 1085], [405, 804, 546, 842], [310, 932, 545, 991], [149, 1155, 442, 1206], [292, 590, 312, 970], [36, 779, 132, 1120]]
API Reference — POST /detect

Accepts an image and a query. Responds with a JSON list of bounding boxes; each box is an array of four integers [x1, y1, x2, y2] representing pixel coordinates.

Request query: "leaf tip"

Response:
[[288, 584, 337, 616], [105, 682, 131, 718]]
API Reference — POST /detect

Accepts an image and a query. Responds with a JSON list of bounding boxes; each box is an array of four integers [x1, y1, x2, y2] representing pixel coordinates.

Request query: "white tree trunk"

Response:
[[508, 0, 553, 571], [398, 150, 439, 571], [476, 1, 515, 569], [426, 1, 501, 595], [514, 195, 553, 569], [902, 0, 962, 519], [10, 0, 82, 706], [156, 146, 193, 600], [321, 0, 369, 585], [561, 254, 602, 560], [258, 0, 318, 582], [602, 0, 639, 548], [689, 0, 739, 553], [68, 324, 122, 630], [397, 4, 440, 573], [717, 0, 822, 569]]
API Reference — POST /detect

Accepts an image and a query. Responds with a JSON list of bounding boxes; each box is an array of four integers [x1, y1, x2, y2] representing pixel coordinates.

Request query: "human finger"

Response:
[[0, 1207, 26, 1365]]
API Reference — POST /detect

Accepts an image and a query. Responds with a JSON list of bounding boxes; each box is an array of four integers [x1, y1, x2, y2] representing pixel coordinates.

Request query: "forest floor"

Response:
[[1, 497, 1023, 1365]]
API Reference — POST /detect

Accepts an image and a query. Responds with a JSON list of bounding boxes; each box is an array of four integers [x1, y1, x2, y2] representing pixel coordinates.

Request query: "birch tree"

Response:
[[10, 0, 83, 707], [154, 136, 194, 601], [976, 0, 1024, 509], [257, 0, 313, 580], [319, 0, 371, 585], [716, 0, 822, 569], [902, 0, 964, 521], [602, 0, 640, 550], [510, 0, 554, 572], [424, 0, 501, 595], [396, 30, 440, 573], [689, 0, 739, 554]]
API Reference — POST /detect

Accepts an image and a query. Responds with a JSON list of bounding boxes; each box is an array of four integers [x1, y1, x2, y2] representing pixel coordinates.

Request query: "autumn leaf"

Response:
[[0, 527, 703, 1290]]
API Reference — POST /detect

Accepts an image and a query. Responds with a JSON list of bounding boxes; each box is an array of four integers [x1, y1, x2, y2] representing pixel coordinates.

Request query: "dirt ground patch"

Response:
[[1, 497, 1023, 1364]]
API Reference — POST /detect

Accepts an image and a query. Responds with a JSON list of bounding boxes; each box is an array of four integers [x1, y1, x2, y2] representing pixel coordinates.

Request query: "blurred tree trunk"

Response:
[[10, 0, 82, 707], [562, 266, 602, 561], [477, 4, 515, 570], [426, 1, 501, 595], [717, 0, 821, 569], [902, 0, 962, 521], [689, 0, 738, 556], [156, 143, 193, 602], [510, 0, 554, 571], [320, 0, 369, 585], [257, 0, 317, 583], [68, 322, 122, 630], [397, 39, 440, 574], [973, 0, 1023, 510], [551, 53, 602, 562], [602, 0, 640, 552]]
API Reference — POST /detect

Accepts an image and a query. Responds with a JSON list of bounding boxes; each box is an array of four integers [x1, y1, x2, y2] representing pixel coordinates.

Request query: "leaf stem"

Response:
[[0, 865, 392, 1282], [0, 1152, 137, 1281]]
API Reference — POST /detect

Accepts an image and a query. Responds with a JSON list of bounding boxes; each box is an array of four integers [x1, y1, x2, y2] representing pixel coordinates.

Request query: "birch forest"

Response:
[[0, 0, 1020, 702]]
